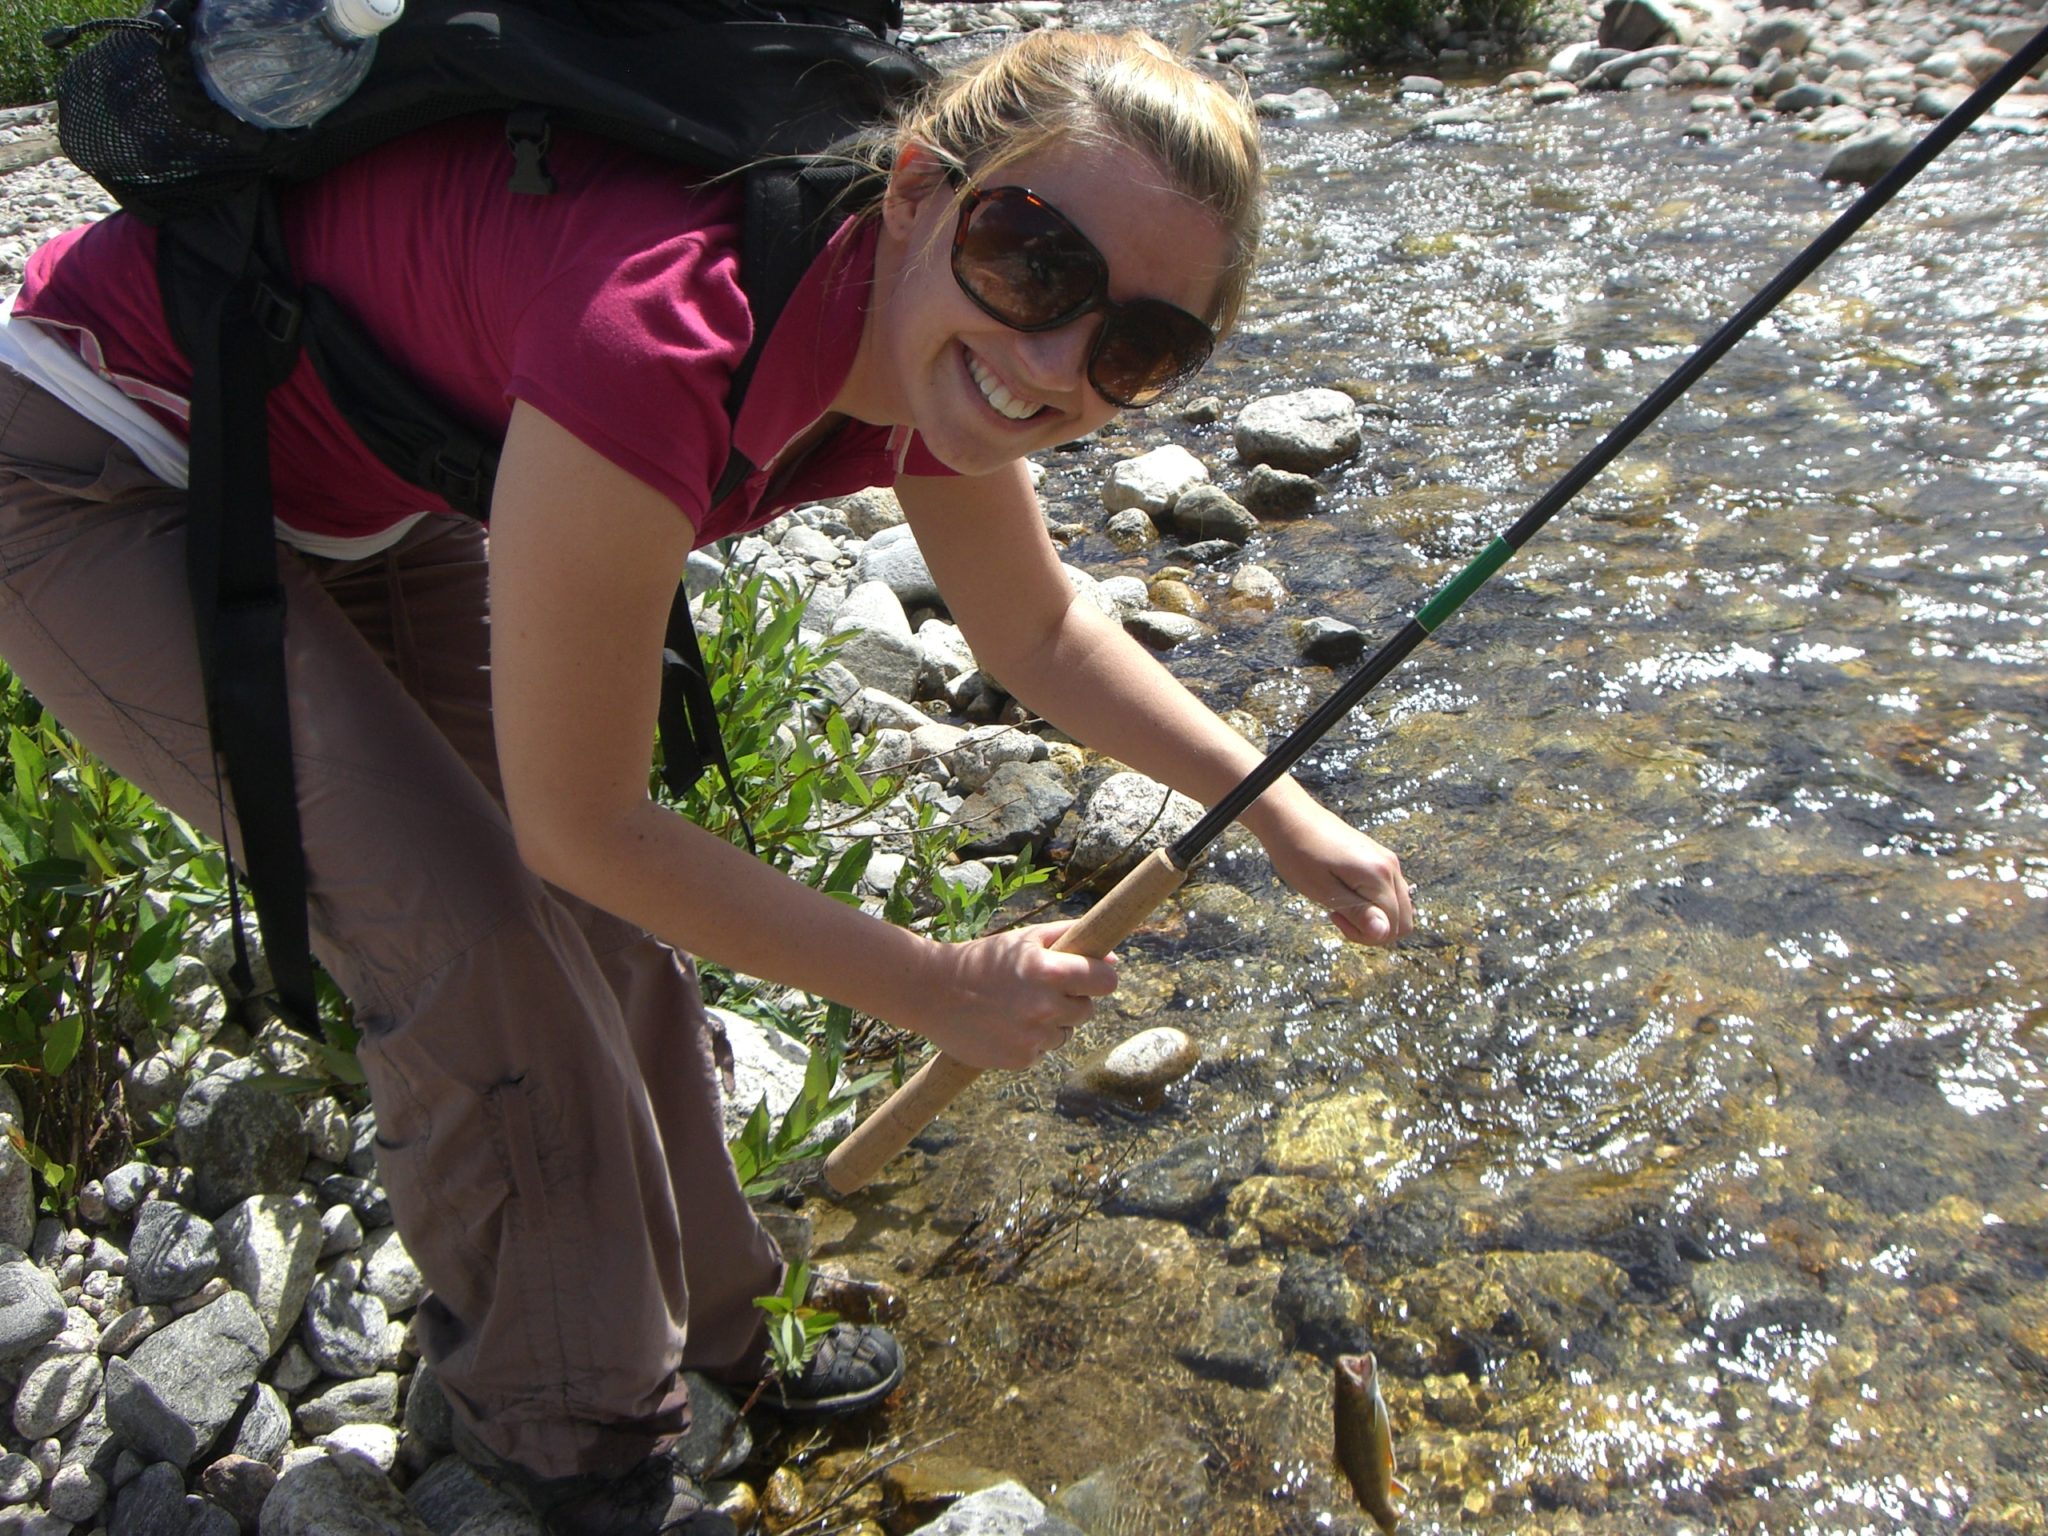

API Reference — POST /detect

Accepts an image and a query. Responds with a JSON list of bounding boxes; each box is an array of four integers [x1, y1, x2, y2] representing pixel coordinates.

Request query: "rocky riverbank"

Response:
[[3, 0, 2045, 1533]]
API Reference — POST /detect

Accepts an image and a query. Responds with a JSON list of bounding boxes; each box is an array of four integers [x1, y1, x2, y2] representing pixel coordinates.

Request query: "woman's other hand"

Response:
[[1254, 796, 1413, 948]]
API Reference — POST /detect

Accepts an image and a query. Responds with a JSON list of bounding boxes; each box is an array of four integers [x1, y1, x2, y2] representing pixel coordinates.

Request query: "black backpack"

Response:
[[44, 0, 934, 1034]]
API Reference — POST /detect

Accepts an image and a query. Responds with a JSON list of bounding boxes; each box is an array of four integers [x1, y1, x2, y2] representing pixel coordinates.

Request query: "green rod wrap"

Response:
[[1417, 536, 1515, 633]]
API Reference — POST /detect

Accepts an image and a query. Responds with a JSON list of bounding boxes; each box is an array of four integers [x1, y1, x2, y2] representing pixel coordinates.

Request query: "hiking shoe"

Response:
[[765, 1322, 904, 1417], [457, 1430, 737, 1536]]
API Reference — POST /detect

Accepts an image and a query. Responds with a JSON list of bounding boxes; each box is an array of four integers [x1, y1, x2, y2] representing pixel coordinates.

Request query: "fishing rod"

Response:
[[820, 21, 2048, 1196]]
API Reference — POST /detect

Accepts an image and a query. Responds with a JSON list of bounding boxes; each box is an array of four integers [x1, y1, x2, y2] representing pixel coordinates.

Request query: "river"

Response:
[[806, 24, 2048, 1536]]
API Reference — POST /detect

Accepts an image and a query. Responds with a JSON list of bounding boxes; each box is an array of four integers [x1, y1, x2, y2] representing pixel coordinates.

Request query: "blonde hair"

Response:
[[878, 30, 1265, 337]]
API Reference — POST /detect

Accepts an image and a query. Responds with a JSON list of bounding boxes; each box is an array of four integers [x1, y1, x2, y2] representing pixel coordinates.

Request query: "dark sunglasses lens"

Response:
[[1090, 301, 1214, 407], [955, 191, 1103, 327]]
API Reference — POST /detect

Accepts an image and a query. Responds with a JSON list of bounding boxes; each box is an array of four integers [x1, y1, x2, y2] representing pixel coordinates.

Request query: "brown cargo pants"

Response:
[[0, 367, 782, 1479]]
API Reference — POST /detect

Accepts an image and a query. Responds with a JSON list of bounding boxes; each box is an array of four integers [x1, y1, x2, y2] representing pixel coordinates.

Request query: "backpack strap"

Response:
[[160, 187, 323, 1034]]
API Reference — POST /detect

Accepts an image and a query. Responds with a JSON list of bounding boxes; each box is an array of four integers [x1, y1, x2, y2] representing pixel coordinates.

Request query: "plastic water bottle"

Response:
[[189, 0, 405, 130]]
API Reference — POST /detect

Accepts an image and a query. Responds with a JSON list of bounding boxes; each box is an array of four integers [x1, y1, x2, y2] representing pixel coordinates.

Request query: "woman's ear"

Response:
[[882, 141, 953, 236]]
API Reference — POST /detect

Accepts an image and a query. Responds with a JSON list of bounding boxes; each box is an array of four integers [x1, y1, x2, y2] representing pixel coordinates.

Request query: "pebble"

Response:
[[1060, 1027, 1200, 1113]]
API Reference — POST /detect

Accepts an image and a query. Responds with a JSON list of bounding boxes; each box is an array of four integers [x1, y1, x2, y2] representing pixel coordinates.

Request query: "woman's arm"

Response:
[[897, 465, 1413, 945], [485, 403, 1116, 1065]]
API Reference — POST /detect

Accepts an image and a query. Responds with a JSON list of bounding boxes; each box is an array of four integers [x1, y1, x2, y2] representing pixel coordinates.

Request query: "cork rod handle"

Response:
[[820, 847, 1188, 1195]]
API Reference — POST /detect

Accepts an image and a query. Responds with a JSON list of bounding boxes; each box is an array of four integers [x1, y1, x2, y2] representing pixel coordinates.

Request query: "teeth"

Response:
[[968, 354, 1040, 421]]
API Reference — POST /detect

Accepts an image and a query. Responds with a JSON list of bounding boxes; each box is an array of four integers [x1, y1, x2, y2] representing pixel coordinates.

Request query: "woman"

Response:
[[0, 27, 1411, 1535]]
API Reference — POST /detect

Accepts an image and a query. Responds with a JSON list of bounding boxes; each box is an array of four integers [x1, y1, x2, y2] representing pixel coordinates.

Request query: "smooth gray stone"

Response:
[[0, 1249, 67, 1362], [903, 1481, 1085, 1536], [855, 524, 941, 607], [1104, 1135, 1262, 1221], [174, 1062, 309, 1218], [300, 1273, 390, 1380], [402, 1454, 540, 1536], [0, 1133, 33, 1254], [316, 1175, 390, 1230], [216, 1195, 323, 1356], [1171, 485, 1258, 546], [953, 761, 1075, 859], [257, 1450, 437, 1535], [1124, 611, 1209, 651], [0, 1450, 41, 1503], [228, 1382, 292, 1468], [128, 1203, 222, 1305], [108, 1460, 187, 1536], [1240, 464, 1321, 519], [399, 1361, 454, 1461], [1233, 388, 1363, 474], [45, 1462, 106, 1523], [675, 1373, 751, 1481], [1274, 1253, 1368, 1357], [358, 1230, 425, 1316], [1066, 771, 1201, 881], [294, 1373, 400, 1436], [102, 1163, 159, 1217], [103, 1292, 269, 1469], [1823, 124, 1916, 183], [1296, 616, 1367, 666], [1173, 1290, 1284, 1388], [12, 1346, 104, 1439]]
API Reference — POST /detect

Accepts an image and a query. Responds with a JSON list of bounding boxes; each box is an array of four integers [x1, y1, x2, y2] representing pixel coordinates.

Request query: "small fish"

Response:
[[1333, 1352, 1405, 1535]]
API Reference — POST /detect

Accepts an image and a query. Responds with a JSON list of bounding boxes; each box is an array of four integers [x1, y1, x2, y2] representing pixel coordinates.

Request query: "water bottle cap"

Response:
[[326, 0, 403, 39]]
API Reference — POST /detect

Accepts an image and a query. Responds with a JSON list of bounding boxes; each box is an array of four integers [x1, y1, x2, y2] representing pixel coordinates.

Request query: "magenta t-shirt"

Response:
[[15, 115, 947, 546]]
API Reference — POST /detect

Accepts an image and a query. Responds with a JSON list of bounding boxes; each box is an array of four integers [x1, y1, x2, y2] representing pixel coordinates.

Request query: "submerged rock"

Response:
[[1059, 1027, 1199, 1114]]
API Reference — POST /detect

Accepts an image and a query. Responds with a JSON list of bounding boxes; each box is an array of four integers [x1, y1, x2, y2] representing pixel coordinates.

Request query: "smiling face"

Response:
[[845, 138, 1234, 477]]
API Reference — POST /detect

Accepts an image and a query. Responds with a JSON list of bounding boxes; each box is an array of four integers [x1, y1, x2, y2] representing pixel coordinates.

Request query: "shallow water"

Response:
[[811, 48, 2048, 1536]]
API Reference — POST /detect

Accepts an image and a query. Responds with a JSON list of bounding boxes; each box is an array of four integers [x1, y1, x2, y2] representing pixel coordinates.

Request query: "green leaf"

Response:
[[41, 1010, 83, 1076]]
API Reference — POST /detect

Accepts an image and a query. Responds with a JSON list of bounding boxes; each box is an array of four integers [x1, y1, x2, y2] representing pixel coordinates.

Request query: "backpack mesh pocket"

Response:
[[52, 22, 273, 222]]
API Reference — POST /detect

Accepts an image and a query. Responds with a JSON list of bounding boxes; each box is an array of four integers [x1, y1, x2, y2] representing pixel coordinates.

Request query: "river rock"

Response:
[[403, 1454, 538, 1535], [1174, 1284, 1284, 1387], [321, 1422, 400, 1471], [1254, 87, 1339, 119], [952, 761, 1075, 858], [902, 1480, 1085, 1536], [1050, 1435, 1209, 1533], [174, 1059, 310, 1218], [1104, 506, 1161, 550], [0, 1085, 32, 1253], [1059, 1028, 1199, 1114], [1240, 464, 1321, 519], [198, 1453, 279, 1532], [830, 580, 922, 698], [295, 1373, 400, 1436], [674, 1372, 751, 1481], [103, 1290, 269, 1467], [262, 1448, 438, 1534], [128, 1200, 223, 1305], [947, 725, 1048, 794], [1104, 1134, 1262, 1221], [857, 525, 941, 607], [1688, 1257, 1843, 1345], [1172, 484, 1258, 546], [1599, 0, 1689, 49], [229, 1380, 293, 1465], [828, 486, 906, 539], [1102, 444, 1207, 518], [1295, 616, 1367, 666], [317, 1174, 390, 1230], [112, 1460, 228, 1536], [300, 1270, 391, 1380], [1374, 1250, 1629, 1376], [0, 1249, 66, 1363], [1124, 610, 1209, 651], [45, 1462, 104, 1523], [1265, 1089, 1408, 1183], [1744, 14, 1812, 58], [1234, 389, 1363, 474], [216, 1193, 324, 1355], [1066, 771, 1202, 880], [1225, 1175, 1359, 1251], [359, 1229, 425, 1316], [1226, 563, 1285, 610], [11, 1344, 103, 1440], [1914, 82, 1971, 118], [1274, 1252, 1369, 1355], [1823, 123, 1916, 182]]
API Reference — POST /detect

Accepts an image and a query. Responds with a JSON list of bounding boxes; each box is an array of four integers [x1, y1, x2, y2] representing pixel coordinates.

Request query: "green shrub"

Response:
[[0, 0, 109, 109], [1, 669, 227, 1206], [1304, 0, 1560, 60], [668, 563, 1049, 1191]]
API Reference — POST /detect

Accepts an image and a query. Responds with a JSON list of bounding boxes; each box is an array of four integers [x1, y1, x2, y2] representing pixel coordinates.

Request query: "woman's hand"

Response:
[[1253, 796, 1413, 947], [895, 922, 1119, 1071]]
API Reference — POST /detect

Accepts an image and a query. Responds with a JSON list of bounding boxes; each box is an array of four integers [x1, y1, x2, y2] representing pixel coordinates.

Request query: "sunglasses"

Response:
[[949, 185, 1216, 409]]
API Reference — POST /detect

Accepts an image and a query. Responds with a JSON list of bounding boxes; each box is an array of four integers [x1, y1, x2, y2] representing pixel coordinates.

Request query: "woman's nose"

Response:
[[1012, 314, 1102, 395]]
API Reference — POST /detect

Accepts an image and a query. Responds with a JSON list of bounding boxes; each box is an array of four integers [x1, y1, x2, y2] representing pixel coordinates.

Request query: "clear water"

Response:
[[808, 45, 2048, 1536]]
